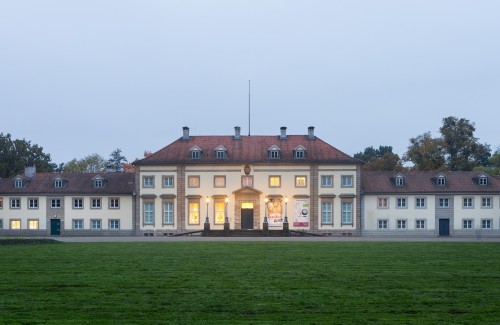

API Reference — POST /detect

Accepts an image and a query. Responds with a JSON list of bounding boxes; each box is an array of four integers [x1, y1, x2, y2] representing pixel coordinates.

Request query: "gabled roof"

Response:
[[362, 171, 500, 194], [134, 135, 361, 165], [0, 172, 135, 195]]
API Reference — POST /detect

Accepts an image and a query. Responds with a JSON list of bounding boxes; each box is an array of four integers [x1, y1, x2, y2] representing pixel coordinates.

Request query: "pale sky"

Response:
[[1, 1, 499, 164]]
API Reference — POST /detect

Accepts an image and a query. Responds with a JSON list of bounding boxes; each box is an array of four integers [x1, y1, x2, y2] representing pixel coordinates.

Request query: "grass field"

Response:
[[0, 241, 499, 324]]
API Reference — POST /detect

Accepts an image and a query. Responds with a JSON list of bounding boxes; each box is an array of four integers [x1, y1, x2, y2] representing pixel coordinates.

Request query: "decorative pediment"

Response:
[[232, 187, 263, 196]]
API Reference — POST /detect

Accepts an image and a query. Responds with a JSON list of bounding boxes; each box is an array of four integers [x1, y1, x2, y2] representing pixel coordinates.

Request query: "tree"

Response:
[[108, 148, 127, 172], [62, 154, 107, 173], [354, 145, 404, 171], [0, 133, 55, 178], [403, 132, 446, 171], [474, 148, 500, 175], [440, 116, 491, 171]]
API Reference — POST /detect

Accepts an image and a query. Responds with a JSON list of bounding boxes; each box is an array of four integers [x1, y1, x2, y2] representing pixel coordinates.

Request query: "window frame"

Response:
[[416, 219, 426, 229], [395, 176, 404, 187], [295, 176, 307, 188], [437, 176, 446, 186], [377, 197, 389, 209], [73, 219, 84, 230], [91, 197, 102, 209], [28, 197, 39, 209], [163, 201, 175, 225], [438, 198, 449, 208], [213, 176, 226, 188], [28, 219, 39, 230], [481, 219, 492, 229], [463, 197, 474, 208], [73, 197, 84, 209], [415, 197, 426, 209], [10, 198, 21, 209], [462, 219, 473, 229], [51, 198, 61, 209], [268, 150, 280, 159], [321, 175, 333, 188], [143, 201, 155, 225], [341, 175, 353, 188], [479, 176, 488, 186], [341, 201, 353, 225], [213, 199, 226, 225], [142, 176, 155, 188], [10, 219, 21, 229], [321, 200, 333, 225], [109, 197, 120, 209], [162, 176, 174, 188], [91, 219, 102, 230], [14, 179, 24, 188], [0, 197, 3, 209], [377, 219, 388, 229], [396, 197, 407, 209], [241, 175, 253, 188], [269, 176, 281, 188], [94, 179, 103, 188], [54, 179, 63, 188], [188, 200, 200, 225], [109, 219, 120, 230], [397, 219, 407, 230], [481, 197, 492, 208]]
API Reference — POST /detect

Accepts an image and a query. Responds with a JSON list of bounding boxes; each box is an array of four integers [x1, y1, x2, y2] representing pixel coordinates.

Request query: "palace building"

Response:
[[0, 126, 499, 238]]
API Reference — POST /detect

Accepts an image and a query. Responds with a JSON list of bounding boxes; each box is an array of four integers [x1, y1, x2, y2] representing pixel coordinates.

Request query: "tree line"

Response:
[[1, 116, 499, 178], [354, 116, 500, 174]]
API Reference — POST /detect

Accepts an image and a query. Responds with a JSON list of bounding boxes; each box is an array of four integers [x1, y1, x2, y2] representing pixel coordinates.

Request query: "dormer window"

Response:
[[478, 175, 488, 186], [214, 145, 228, 159], [189, 146, 202, 159], [268, 145, 281, 159], [293, 145, 307, 159], [54, 179, 63, 188], [14, 179, 24, 188], [93, 176, 104, 188], [395, 175, 404, 187], [437, 175, 446, 186]]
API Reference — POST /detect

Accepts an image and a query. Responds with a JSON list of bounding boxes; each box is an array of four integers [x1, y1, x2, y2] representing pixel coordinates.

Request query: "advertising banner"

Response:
[[293, 199, 309, 227], [266, 198, 283, 227]]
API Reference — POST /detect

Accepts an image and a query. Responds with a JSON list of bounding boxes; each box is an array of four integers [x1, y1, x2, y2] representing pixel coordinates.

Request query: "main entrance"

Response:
[[241, 208, 254, 229], [439, 218, 450, 236], [50, 219, 61, 236]]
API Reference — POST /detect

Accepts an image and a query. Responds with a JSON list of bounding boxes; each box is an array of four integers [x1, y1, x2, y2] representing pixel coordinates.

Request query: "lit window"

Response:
[[91, 219, 101, 230], [10, 219, 21, 229], [269, 176, 281, 188], [144, 202, 155, 225], [242, 176, 253, 187], [416, 220, 426, 229], [188, 176, 200, 188], [463, 197, 473, 208], [91, 198, 101, 209], [295, 176, 307, 187], [73, 198, 83, 209], [397, 220, 407, 229], [215, 201, 225, 225], [481, 219, 492, 229], [189, 202, 200, 224], [482, 197, 492, 208], [51, 199, 61, 208], [214, 176, 226, 188], [163, 176, 174, 188], [463, 220, 473, 229], [439, 198, 449, 207], [415, 198, 426, 208], [341, 202, 353, 224], [109, 198, 120, 209], [73, 219, 84, 230], [378, 198, 388, 208], [143, 176, 154, 188], [109, 220, 120, 230], [0, 198, 3, 209], [395, 176, 404, 186], [378, 220, 388, 229], [341, 175, 353, 188], [321, 176, 333, 188], [54, 179, 63, 188], [437, 176, 446, 186], [28, 198, 38, 209], [10, 198, 21, 209], [28, 219, 39, 230], [163, 202, 174, 224], [321, 202, 333, 224], [396, 198, 407, 208]]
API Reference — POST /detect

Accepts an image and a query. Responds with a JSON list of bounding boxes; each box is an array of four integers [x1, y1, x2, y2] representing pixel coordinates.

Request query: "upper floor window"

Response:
[[94, 179, 103, 188], [437, 175, 446, 186], [214, 145, 228, 159], [463, 197, 473, 208], [28, 198, 38, 209], [439, 198, 449, 208], [395, 176, 404, 187], [268, 145, 281, 159], [341, 175, 353, 188], [377, 197, 389, 208], [269, 176, 281, 188], [188, 176, 200, 188], [163, 176, 174, 188], [321, 175, 333, 188], [0, 197, 3, 209], [189, 146, 202, 159], [295, 176, 307, 187], [242, 176, 253, 187], [51, 198, 61, 208], [214, 176, 226, 188], [109, 198, 120, 209], [143, 176, 154, 188], [396, 197, 407, 208], [10, 198, 21, 209], [73, 198, 83, 209], [91, 198, 102, 209], [415, 197, 426, 208], [293, 145, 307, 159], [482, 197, 492, 208], [14, 179, 24, 188], [478, 176, 488, 186]]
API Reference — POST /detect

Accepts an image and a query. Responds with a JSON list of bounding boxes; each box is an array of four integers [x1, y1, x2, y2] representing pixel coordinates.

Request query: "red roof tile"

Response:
[[134, 135, 361, 165]]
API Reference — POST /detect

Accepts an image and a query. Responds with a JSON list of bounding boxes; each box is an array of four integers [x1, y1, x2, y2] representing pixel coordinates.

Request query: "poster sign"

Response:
[[266, 198, 283, 227], [293, 199, 309, 227]]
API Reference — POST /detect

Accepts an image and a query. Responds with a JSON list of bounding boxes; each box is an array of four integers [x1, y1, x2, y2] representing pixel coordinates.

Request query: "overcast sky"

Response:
[[1, 1, 499, 164]]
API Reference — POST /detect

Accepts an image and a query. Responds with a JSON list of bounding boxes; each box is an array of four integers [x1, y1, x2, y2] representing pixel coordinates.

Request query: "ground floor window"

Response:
[[10, 219, 21, 229], [416, 220, 426, 229], [397, 220, 407, 229], [188, 200, 200, 225], [73, 219, 84, 230], [214, 200, 225, 225], [163, 202, 174, 225], [109, 220, 120, 230], [481, 219, 492, 229], [463, 219, 473, 229], [143, 201, 155, 225], [341, 201, 353, 224], [91, 219, 101, 230], [378, 219, 388, 229], [0, 219, 3, 229], [28, 219, 39, 230], [321, 202, 333, 225]]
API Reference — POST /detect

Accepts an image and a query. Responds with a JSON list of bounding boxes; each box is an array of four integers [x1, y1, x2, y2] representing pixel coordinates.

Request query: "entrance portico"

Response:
[[232, 187, 262, 230]]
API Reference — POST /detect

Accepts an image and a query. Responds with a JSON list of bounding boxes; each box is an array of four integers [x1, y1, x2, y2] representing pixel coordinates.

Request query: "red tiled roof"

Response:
[[362, 171, 500, 194], [134, 135, 361, 165], [0, 172, 135, 195]]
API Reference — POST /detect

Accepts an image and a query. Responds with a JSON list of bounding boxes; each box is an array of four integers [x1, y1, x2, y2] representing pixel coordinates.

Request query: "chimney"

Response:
[[25, 165, 36, 178], [182, 126, 190, 140], [280, 126, 287, 140], [308, 126, 315, 140], [234, 126, 241, 140]]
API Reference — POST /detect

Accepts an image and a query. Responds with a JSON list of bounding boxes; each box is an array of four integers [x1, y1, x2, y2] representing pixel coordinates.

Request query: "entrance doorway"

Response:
[[50, 219, 61, 236], [241, 209, 254, 229], [439, 219, 450, 236]]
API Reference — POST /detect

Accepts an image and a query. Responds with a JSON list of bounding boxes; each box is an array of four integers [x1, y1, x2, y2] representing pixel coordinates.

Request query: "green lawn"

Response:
[[0, 241, 499, 324]]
